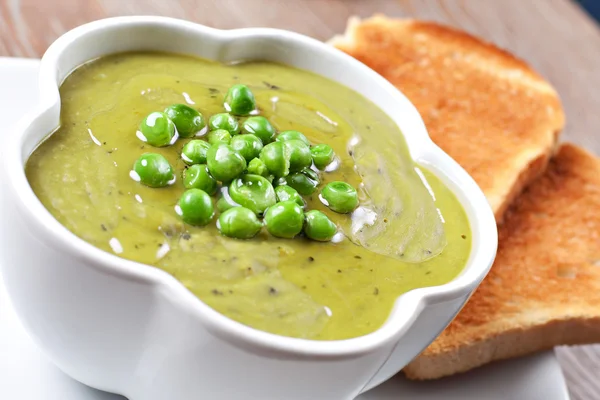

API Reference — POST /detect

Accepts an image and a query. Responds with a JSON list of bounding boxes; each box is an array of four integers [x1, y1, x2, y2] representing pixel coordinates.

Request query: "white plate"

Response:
[[0, 58, 570, 400]]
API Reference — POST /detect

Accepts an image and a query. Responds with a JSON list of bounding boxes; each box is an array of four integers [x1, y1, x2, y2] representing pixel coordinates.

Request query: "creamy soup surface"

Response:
[[26, 53, 471, 340]]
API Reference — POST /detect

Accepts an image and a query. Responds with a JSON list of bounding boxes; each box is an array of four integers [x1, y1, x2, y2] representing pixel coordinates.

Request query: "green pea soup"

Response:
[[25, 52, 472, 340]]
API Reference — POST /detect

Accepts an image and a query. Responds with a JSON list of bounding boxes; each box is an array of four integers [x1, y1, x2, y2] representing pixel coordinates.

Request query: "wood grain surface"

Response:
[[1, 0, 599, 398]]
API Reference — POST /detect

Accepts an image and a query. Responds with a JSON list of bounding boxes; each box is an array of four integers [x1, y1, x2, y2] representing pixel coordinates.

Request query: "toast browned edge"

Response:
[[404, 144, 600, 379], [330, 15, 565, 223], [405, 316, 600, 380]]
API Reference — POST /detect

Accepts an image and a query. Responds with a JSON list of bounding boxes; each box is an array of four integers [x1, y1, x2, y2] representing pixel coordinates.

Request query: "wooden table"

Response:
[[1, 0, 599, 398]]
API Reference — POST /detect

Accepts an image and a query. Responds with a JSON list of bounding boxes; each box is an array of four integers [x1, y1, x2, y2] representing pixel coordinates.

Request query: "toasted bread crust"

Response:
[[404, 144, 600, 379], [405, 317, 600, 380], [331, 16, 565, 221]]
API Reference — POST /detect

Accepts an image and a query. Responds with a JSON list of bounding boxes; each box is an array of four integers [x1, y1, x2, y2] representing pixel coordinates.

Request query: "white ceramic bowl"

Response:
[[0, 16, 497, 400]]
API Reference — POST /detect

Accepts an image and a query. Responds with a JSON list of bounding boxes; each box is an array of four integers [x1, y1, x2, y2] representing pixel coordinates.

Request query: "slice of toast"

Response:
[[403, 143, 600, 379], [331, 16, 565, 221]]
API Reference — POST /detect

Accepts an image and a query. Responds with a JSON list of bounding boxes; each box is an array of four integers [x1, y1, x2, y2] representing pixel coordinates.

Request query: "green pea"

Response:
[[320, 181, 359, 213], [311, 144, 335, 170], [208, 113, 240, 135], [285, 168, 320, 195], [137, 112, 177, 147], [218, 207, 263, 239], [230, 134, 263, 162], [274, 185, 304, 208], [207, 129, 232, 145], [164, 104, 206, 138], [260, 141, 290, 178], [247, 157, 269, 177], [183, 164, 218, 194], [304, 210, 337, 241], [224, 84, 256, 116], [242, 116, 276, 144], [229, 174, 276, 215], [276, 130, 310, 146], [181, 140, 210, 165], [176, 189, 214, 226], [131, 153, 175, 188], [283, 139, 312, 172], [264, 200, 304, 239], [206, 144, 247, 182]]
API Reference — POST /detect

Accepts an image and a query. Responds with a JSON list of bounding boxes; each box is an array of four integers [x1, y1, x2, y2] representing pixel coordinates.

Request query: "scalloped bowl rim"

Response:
[[3, 16, 498, 358]]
